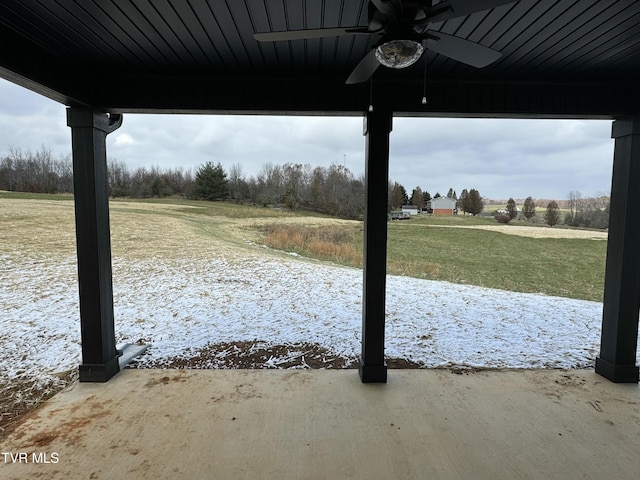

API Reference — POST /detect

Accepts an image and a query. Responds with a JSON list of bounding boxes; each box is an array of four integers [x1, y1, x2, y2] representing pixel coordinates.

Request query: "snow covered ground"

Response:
[[2, 245, 625, 390]]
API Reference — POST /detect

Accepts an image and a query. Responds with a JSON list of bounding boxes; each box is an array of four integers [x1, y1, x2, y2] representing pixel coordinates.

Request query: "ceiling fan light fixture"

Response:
[[375, 40, 424, 69]]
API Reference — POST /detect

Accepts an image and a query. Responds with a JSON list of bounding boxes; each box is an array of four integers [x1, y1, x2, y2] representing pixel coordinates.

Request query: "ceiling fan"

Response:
[[254, 0, 517, 84]]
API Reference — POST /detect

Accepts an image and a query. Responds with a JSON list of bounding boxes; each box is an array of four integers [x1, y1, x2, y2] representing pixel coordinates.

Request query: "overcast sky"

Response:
[[0, 77, 614, 201]]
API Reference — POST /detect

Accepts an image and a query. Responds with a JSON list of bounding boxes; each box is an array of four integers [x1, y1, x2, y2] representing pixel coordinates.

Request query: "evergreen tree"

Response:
[[522, 196, 536, 221], [390, 182, 408, 209], [506, 198, 517, 220], [457, 189, 468, 214], [544, 201, 561, 227], [195, 162, 229, 200], [422, 190, 431, 204], [446, 188, 454, 198], [411, 187, 424, 209], [465, 188, 484, 216]]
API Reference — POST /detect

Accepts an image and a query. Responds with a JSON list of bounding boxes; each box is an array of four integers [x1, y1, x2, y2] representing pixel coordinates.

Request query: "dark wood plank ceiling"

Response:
[[1, 0, 640, 117]]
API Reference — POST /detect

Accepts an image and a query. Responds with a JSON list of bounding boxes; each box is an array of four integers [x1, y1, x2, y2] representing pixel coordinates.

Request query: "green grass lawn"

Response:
[[386, 222, 605, 301]]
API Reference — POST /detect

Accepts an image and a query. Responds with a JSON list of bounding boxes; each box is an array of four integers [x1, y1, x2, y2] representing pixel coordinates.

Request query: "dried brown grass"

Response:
[[262, 223, 362, 266], [263, 223, 446, 278]]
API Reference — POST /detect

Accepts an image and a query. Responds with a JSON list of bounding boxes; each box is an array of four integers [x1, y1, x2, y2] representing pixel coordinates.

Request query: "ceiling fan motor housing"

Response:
[[375, 40, 424, 68]]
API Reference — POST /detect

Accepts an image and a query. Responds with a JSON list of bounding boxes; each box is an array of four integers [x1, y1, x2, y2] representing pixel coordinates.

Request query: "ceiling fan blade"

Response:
[[371, 0, 400, 21], [429, 0, 518, 22], [346, 49, 380, 84], [254, 27, 369, 42], [426, 32, 501, 67]]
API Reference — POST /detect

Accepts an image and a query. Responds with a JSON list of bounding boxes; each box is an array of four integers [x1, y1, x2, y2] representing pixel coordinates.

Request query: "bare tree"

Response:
[[282, 163, 305, 209], [228, 162, 245, 202], [577, 194, 610, 229], [0, 153, 16, 191], [33, 146, 57, 193], [567, 190, 582, 225], [107, 158, 131, 197], [55, 154, 73, 193], [257, 162, 284, 205], [1, 146, 74, 193]]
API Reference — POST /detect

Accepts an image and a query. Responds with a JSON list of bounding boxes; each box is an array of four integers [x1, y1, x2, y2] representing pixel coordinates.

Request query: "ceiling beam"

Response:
[[89, 74, 637, 119]]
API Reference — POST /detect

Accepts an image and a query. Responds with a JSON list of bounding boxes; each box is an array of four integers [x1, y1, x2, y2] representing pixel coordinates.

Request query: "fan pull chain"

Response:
[[421, 57, 428, 105], [369, 78, 374, 112]]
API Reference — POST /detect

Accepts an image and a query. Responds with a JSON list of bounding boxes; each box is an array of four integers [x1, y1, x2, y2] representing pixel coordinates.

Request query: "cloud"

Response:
[[113, 133, 135, 147], [389, 118, 613, 198], [0, 78, 615, 200]]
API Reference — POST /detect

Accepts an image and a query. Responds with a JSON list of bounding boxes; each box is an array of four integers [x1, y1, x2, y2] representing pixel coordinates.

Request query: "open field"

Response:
[[387, 216, 606, 302], [264, 211, 607, 302], [1, 193, 613, 436], [3, 193, 606, 302], [1, 192, 607, 305]]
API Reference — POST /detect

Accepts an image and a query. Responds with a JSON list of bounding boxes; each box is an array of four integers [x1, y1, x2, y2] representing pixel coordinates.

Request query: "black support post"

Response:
[[67, 108, 123, 382], [359, 109, 392, 383], [595, 117, 640, 383]]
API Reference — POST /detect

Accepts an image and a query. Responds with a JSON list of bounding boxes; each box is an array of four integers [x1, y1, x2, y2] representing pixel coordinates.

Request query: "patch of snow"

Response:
[[1, 249, 634, 387]]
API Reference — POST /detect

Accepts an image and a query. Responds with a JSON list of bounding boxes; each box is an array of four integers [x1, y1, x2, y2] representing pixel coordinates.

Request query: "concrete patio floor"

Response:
[[1, 368, 639, 479]]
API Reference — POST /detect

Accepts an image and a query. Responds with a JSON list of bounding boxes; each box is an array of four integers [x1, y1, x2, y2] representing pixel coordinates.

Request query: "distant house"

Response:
[[431, 196, 457, 216], [401, 205, 419, 216]]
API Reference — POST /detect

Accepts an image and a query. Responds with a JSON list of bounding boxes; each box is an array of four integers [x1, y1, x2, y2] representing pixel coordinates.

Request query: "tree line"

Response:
[[195, 161, 366, 219], [1, 147, 609, 227], [390, 184, 485, 216], [491, 193, 609, 229], [564, 190, 609, 229], [0, 147, 73, 194], [0, 149, 367, 219], [0, 148, 484, 220]]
